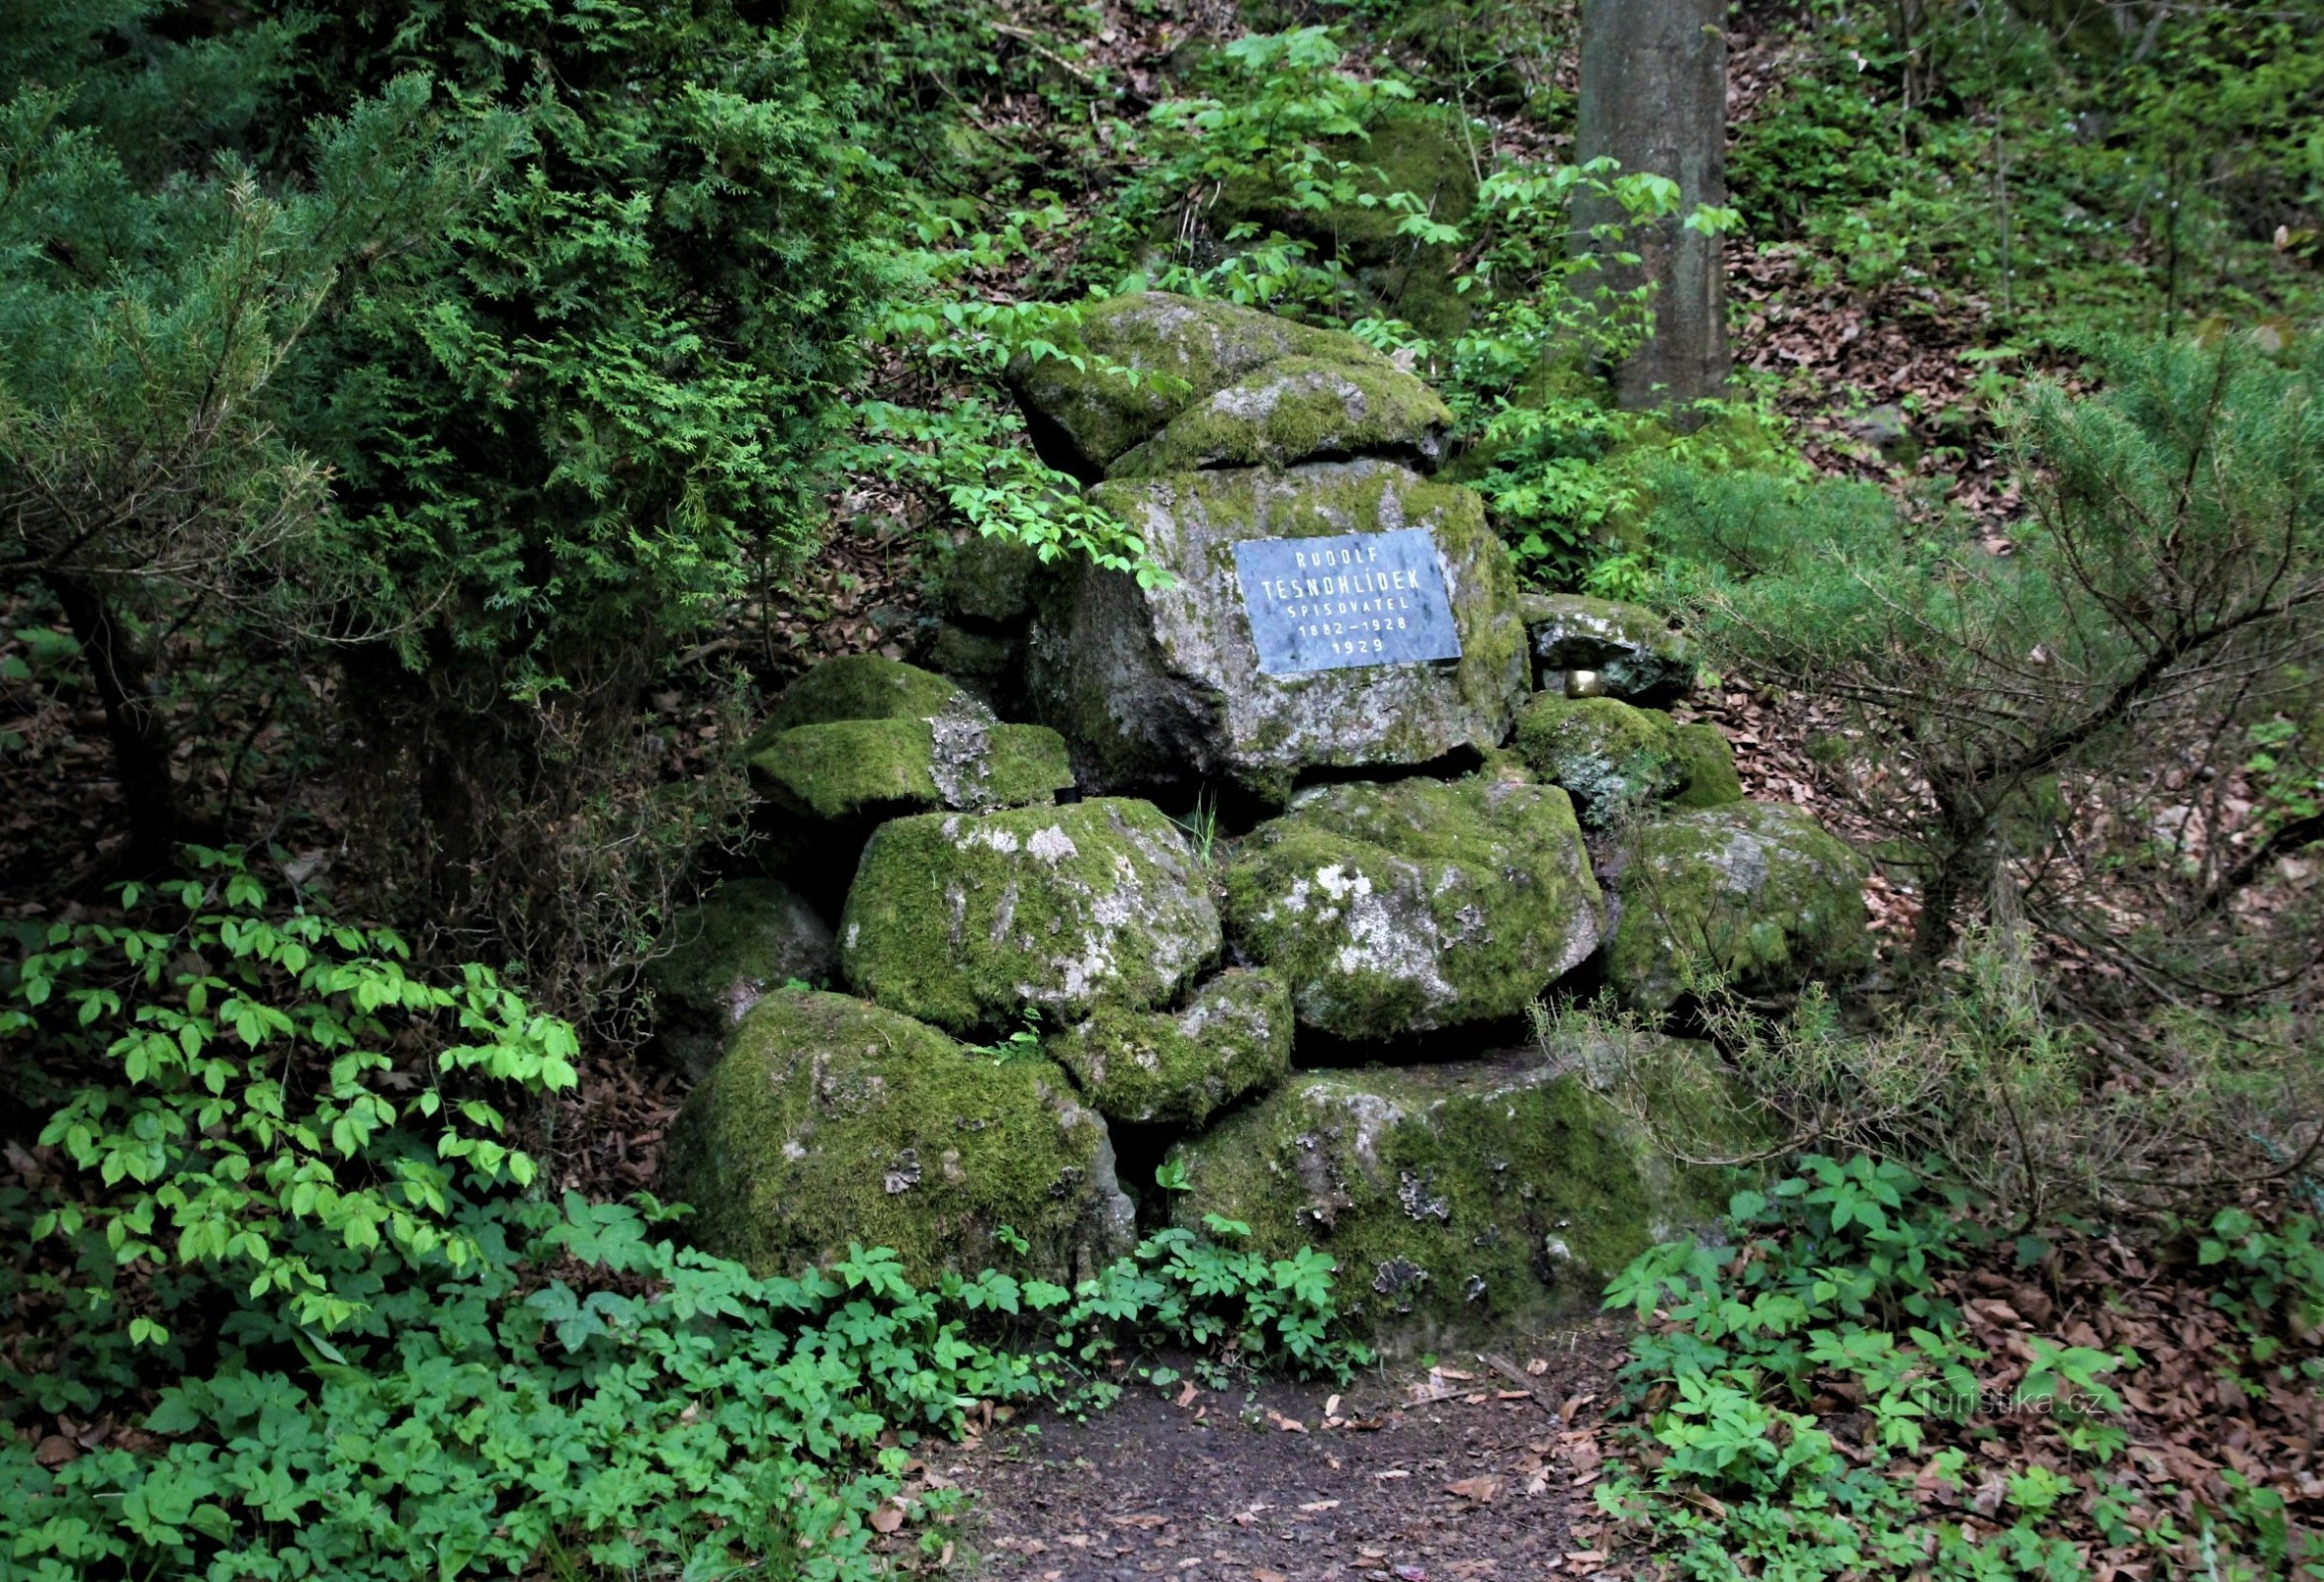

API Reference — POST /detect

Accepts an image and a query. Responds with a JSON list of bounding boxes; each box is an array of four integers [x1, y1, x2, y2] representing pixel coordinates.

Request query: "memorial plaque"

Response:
[[1233, 528, 1463, 676]]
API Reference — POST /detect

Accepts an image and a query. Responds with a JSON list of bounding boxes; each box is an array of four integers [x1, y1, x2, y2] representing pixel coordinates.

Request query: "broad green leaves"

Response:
[[11, 848, 577, 1341]]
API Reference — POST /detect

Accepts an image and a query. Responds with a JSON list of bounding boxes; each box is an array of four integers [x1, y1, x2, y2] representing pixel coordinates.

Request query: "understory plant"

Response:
[[1, 855, 1367, 1580], [1560, 934, 2324, 1229], [1599, 1155, 2324, 1581]]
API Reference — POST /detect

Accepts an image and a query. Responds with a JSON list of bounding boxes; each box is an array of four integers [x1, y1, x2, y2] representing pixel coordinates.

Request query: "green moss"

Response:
[[841, 797, 1221, 1034], [757, 655, 975, 743], [1224, 775, 1601, 1039], [661, 991, 1128, 1283], [1607, 801, 1873, 1014], [646, 879, 837, 1081], [1168, 1046, 1720, 1352], [1109, 356, 1453, 479], [750, 719, 1070, 822], [1049, 968, 1292, 1126], [942, 531, 1043, 625], [1009, 293, 1396, 476], [924, 623, 1023, 698], [1514, 695, 1678, 828], [1667, 723, 1744, 810], [1512, 697, 1740, 827], [752, 720, 938, 821]]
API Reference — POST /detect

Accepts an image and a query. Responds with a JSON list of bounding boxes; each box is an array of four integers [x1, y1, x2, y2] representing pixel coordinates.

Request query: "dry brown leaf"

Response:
[[1445, 1475, 1501, 1503]]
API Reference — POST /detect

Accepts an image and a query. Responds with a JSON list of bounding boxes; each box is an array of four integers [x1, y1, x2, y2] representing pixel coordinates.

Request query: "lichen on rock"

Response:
[[1606, 800, 1873, 1013], [1029, 458, 1527, 797], [1050, 968, 1293, 1126], [840, 797, 1221, 1035], [1512, 695, 1741, 828], [1224, 773, 1602, 1040], [1519, 593, 1696, 704], [645, 879, 837, 1081], [661, 990, 1134, 1284], [1109, 356, 1452, 479], [1166, 1041, 1722, 1352]]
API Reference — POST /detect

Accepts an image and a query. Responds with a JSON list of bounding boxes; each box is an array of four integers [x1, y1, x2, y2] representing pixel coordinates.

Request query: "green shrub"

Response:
[[1, 857, 1370, 1579], [1650, 335, 2324, 985], [5, 849, 577, 1350]]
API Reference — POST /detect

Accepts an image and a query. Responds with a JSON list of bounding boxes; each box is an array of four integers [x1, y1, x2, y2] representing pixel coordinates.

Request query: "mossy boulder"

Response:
[[840, 797, 1222, 1035], [1513, 695, 1742, 828], [758, 654, 976, 739], [1224, 773, 1602, 1040], [662, 991, 1134, 1284], [751, 715, 1071, 822], [1209, 109, 1481, 344], [1607, 801, 1873, 1014], [942, 530, 1045, 626], [924, 623, 1026, 713], [1029, 458, 1527, 797], [1049, 968, 1292, 1127], [1009, 293, 1398, 481], [1110, 357, 1452, 479], [1166, 1041, 1720, 1352], [646, 880, 839, 1081], [1520, 594, 1696, 705]]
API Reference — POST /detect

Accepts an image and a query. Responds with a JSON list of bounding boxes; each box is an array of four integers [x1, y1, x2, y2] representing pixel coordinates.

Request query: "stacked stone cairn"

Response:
[[656, 294, 1873, 1352]]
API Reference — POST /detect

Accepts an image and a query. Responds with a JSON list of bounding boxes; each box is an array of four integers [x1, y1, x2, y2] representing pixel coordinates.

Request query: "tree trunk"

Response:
[[1575, 0, 1732, 413], [43, 572, 178, 878]]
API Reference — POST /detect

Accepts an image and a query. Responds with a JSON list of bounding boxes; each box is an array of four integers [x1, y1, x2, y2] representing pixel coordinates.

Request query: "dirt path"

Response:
[[941, 1320, 1634, 1582]]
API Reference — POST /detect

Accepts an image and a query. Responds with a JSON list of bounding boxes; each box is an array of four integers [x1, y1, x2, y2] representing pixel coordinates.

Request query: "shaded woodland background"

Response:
[[4, 0, 2322, 1578]]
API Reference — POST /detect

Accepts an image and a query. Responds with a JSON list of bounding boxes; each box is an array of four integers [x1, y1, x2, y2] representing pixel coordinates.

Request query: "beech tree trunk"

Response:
[[1575, 0, 1732, 411]]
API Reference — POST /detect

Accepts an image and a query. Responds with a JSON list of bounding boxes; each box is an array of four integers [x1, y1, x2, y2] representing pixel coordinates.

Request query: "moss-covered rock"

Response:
[[1513, 695, 1741, 828], [924, 623, 1026, 713], [942, 531, 1045, 626], [1111, 357, 1453, 479], [1519, 594, 1696, 705], [1607, 801, 1873, 1014], [1049, 968, 1292, 1126], [1224, 773, 1602, 1040], [750, 715, 1071, 822], [841, 797, 1221, 1035], [1029, 458, 1527, 797], [758, 655, 980, 740], [1166, 1041, 1720, 1352], [1009, 293, 1398, 480], [661, 991, 1134, 1284], [646, 880, 838, 1081], [1668, 723, 1745, 810], [1210, 109, 1482, 344]]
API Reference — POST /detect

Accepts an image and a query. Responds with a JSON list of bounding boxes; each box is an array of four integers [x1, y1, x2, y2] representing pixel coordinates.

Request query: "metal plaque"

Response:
[[1232, 528, 1463, 675]]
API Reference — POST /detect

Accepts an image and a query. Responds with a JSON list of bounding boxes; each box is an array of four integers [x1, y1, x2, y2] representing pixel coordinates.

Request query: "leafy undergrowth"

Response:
[[1599, 1157, 2324, 1580], [4, 1197, 1367, 1582], [0, 862, 1369, 1581]]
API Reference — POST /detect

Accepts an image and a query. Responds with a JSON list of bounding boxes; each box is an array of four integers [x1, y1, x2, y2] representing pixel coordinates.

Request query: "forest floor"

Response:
[[943, 1330, 1634, 1582]]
